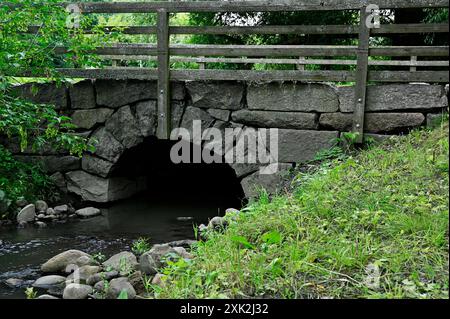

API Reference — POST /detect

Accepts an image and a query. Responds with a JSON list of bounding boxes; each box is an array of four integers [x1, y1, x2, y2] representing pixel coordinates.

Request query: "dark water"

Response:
[[0, 190, 243, 299]]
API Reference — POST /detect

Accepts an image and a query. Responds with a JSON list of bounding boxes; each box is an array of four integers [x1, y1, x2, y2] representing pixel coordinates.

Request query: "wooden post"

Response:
[[157, 9, 171, 139], [297, 56, 305, 70], [199, 56, 206, 70], [410, 56, 417, 72], [352, 6, 371, 144]]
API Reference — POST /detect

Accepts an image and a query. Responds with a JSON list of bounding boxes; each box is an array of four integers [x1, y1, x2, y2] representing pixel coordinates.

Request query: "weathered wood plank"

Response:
[[57, 44, 357, 56], [174, 23, 450, 35], [73, 1, 450, 13], [171, 25, 359, 35], [370, 46, 449, 56], [369, 70, 449, 82], [99, 55, 450, 67], [156, 9, 171, 140], [56, 44, 449, 57], [373, 23, 449, 34], [26, 23, 449, 35], [352, 7, 371, 143], [171, 44, 358, 57]]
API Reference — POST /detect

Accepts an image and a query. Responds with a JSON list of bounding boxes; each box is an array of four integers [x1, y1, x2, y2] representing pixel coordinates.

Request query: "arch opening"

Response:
[[99, 137, 246, 241]]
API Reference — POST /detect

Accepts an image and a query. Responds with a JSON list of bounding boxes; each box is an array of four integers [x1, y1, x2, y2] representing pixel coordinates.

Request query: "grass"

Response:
[[155, 122, 449, 299]]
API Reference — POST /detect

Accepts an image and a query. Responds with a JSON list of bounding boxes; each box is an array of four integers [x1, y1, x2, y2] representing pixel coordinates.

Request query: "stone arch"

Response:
[[9, 79, 442, 202], [64, 79, 266, 203]]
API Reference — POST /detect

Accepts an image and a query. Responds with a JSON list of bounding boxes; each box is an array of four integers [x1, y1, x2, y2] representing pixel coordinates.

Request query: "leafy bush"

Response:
[[131, 237, 151, 255], [0, 144, 55, 219]]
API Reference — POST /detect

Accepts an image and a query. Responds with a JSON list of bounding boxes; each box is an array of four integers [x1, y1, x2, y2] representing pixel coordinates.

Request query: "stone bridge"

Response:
[[3, 80, 448, 202]]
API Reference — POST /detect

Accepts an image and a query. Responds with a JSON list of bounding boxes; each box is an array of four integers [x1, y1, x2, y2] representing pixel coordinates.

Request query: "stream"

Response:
[[0, 190, 242, 299]]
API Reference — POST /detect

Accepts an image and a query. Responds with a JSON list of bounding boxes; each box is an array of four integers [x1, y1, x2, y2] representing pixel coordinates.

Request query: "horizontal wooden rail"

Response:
[[26, 23, 450, 36], [100, 55, 450, 68], [55, 44, 449, 58], [71, 0, 449, 13]]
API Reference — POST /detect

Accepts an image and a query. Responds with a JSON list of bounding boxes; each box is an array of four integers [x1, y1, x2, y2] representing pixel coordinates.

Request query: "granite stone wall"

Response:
[[2, 80, 448, 201]]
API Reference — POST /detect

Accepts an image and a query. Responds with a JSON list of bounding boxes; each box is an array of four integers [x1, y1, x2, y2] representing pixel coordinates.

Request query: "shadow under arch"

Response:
[[99, 136, 246, 240]]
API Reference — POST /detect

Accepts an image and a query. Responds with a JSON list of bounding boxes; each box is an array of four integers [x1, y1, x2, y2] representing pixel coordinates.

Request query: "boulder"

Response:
[[319, 113, 425, 133], [277, 130, 338, 163], [13, 155, 80, 174], [93, 281, 105, 292], [232, 110, 318, 129], [247, 83, 339, 112], [41, 250, 91, 273], [166, 239, 197, 248], [176, 106, 215, 144], [37, 294, 60, 299], [207, 109, 231, 122], [207, 216, 227, 230], [75, 207, 101, 218], [17, 204, 36, 223], [5, 278, 24, 288], [15, 198, 28, 208], [32, 275, 66, 289], [14, 83, 67, 110], [96, 80, 184, 108], [89, 127, 125, 163], [103, 251, 138, 273], [106, 277, 136, 299], [66, 265, 101, 282], [128, 270, 143, 288], [82, 155, 115, 178], [35, 221, 47, 228], [186, 81, 244, 110], [53, 205, 68, 214], [338, 84, 448, 113], [86, 270, 118, 286], [105, 105, 143, 149], [49, 173, 67, 192], [135, 100, 158, 137], [69, 80, 96, 109], [63, 283, 93, 299], [35, 200, 48, 213], [71, 108, 114, 130], [76, 255, 95, 267], [241, 163, 293, 198], [151, 273, 167, 288], [231, 163, 261, 179], [96, 80, 156, 108], [172, 101, 186, 128], [173, 247, 194, 260], [66, 171, 145, 203], [139, 244, 178, 275]]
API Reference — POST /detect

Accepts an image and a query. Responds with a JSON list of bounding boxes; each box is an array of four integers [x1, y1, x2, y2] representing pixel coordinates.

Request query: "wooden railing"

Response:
[[21, 1, 450, 140]]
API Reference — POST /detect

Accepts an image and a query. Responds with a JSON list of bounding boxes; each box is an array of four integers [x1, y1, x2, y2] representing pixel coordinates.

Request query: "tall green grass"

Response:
[[156, 123, 449, 299]]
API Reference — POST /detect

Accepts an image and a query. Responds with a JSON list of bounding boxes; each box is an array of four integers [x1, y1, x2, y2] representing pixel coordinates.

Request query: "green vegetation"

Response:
[[132, 237, 151, 255], [0, 0, 112, 219], [155, 123, 449, 299], [25, 287, 37, 299], [0, 145, 56, 219]]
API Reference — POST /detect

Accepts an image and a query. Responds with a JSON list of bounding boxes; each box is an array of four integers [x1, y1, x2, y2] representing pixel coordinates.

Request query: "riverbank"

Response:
[[154, 122, 449, 299]]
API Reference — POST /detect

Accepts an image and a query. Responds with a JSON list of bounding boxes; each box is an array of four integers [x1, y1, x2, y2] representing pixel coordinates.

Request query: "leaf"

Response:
[[261, 231, 282, 245], [117, 290, 128, 299], [230, 235, 255, 250], [267, 258, 283, 276]]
